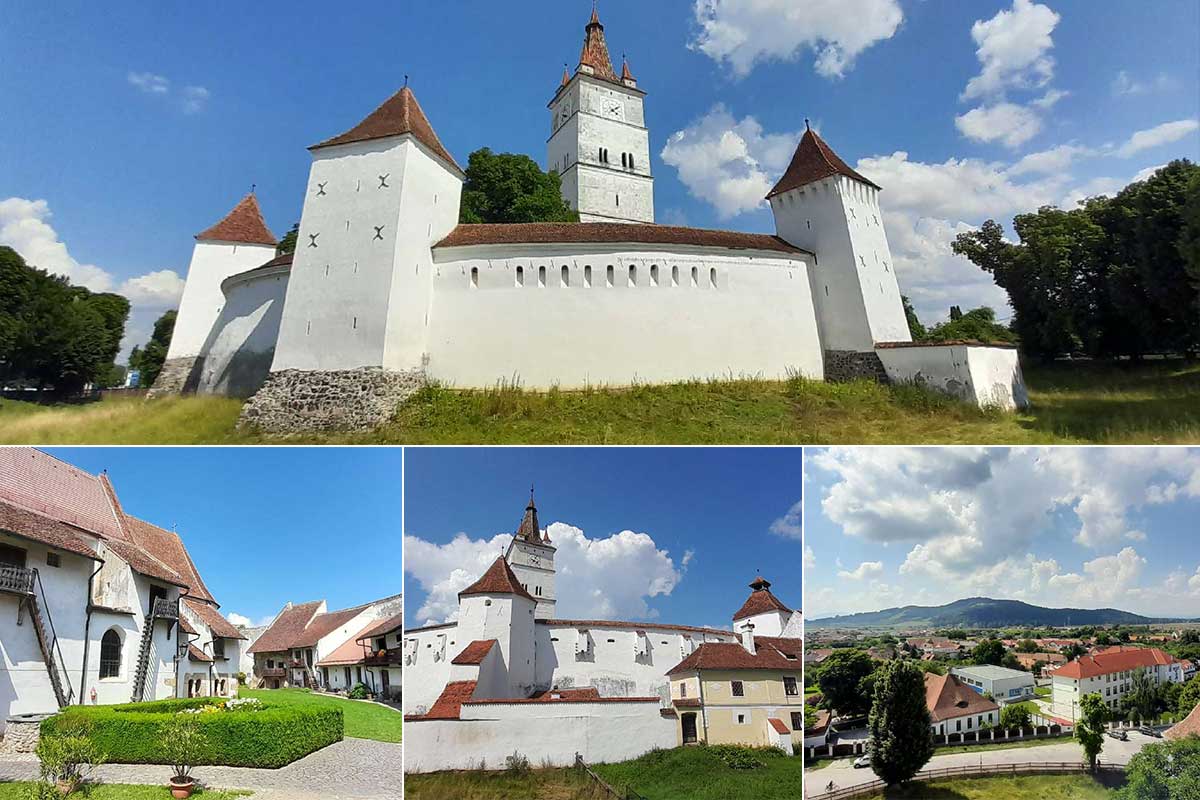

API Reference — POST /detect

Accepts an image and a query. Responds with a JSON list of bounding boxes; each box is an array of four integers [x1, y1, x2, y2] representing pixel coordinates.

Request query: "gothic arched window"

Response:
[[100, 629, 121, 679]]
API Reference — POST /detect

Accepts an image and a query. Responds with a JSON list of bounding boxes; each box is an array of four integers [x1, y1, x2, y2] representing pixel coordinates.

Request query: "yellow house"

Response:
[[666, 625, 803, 754]]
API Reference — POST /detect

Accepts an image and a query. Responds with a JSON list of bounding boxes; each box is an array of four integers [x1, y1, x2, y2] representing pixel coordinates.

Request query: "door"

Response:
[[0, 543, 27, 567], [148, 585, 167, 615], [381, 669, 390, 696], [682, 712, 698, 744]]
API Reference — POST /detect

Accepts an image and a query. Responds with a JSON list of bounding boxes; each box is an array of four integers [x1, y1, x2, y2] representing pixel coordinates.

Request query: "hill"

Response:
[[807, 597, 1193, 628]]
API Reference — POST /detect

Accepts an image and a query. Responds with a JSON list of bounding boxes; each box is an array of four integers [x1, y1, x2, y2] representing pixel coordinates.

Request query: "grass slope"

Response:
[[405, 768, 606, 800], [239, 688, 401, 743], [592, 746, 804, 800], [0, 786, 248, 800], [871, 773, 1115, 799], [1, 360, 1196, 444]]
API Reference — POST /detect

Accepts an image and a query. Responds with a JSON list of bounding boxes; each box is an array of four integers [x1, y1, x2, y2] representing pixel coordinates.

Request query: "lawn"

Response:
[[1035, 686, 1052, 697], [239, 688, 401, 743], [868, 773, 1116, 799], [405, 767, 608, 800], [1, 359, 1197, 444], [0, 786, 248, 800]]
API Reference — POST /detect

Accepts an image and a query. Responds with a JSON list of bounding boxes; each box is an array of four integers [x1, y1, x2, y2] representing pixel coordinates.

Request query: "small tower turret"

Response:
[[505, 489, 557, 620], [732, 575, 793, 637], [768, 125, 910, 353]]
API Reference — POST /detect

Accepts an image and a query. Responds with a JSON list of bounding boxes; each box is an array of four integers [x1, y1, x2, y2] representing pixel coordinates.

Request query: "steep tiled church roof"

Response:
[[578, 7, 617, 82], [459, 557, 536, 602], [247, 601, 323, 653], [767, 127, 881, 199], [311, 86, 462, 173], [183, 597, 246, 640], [732, 575, 793, 621], [0, 499, 98, 560], [666, 637, 802, 674], [1166, 701, 1200, 740], [515, 492, 546, 543], [195, 194, 277, 246]]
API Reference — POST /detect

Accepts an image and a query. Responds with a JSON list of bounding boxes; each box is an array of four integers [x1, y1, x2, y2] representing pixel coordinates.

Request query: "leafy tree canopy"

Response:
[[459, 148, 579, 224], [868, 659, 934, 786], [816, 649, 877, 717], [128, 310, 177, 388], [972, 638, 1007, 667], [1114, 736, 1200, 800], [276, 223, 299, 256]]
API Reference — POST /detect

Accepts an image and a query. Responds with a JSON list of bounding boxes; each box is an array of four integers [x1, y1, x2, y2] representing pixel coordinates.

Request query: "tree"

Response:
[[1181, 169, 1200, 321], [816, 649, 876, 717], [972, 638, 1007, 667], [276, 223, 299, 256], [128, 310, 176, 388], [1114, 737, 1200, 800], [901, 295, 926, 340], [1076, 693, 1109, 770], [1122, 667, 1161, 721], [1063, 643, 1087, 661], [459, 148, 579, 224], [925, 306, 1017, 345], [1000, 703, 1032, 730], [1001, 651, 1022, 671], [1016, 639, 1039, 653], [1176, 675, 1200, 717], [868, 659, 934, 786]]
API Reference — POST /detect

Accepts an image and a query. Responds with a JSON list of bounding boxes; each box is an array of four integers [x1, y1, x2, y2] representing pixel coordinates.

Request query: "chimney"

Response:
[[741, 623, 756, 655]]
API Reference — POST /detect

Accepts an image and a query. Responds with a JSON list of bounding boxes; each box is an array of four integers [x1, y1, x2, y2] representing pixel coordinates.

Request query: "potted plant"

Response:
[[162, 713, 207, 798], [34, 721, 104, 796]]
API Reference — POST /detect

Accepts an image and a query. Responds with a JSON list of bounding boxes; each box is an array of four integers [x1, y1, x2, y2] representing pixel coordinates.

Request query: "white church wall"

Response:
[[875, 344, 1028, 410], [427, 244, 823, 388], [194, 266, 289, 398], [168, 241, 277, 362], [575, 167, 654, 224], [405, 699, 675, 772], [403, 623, 457, 715]]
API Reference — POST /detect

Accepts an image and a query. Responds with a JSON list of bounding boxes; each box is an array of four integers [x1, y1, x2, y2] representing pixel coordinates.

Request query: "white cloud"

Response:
[[838, 561, 884, 580], [1116, 119, 1200, 158], [0, 197, 185, 359], [803, 545, 815, 572], [128, 70, 210, 114], [1030, 89, 1068, 109], [181, 86, 211, 115], [769, 500, 803, 540], [128, 71, 169, 95], [225, 612, 275, 628], [955, 103, 1042, 148], [1112, 71, 1177, 97], [404, 522, 687, 625], [690, 0, 903, 79], [1008, 143, 1092, 176], [1048, 547, 1147, 605], [961, 0, 1061, 101], [661, 105, 800, 219]]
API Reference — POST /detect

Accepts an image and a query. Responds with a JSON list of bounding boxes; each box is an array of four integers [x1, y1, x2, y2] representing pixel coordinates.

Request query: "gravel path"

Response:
[[0, 737, 402, 800]]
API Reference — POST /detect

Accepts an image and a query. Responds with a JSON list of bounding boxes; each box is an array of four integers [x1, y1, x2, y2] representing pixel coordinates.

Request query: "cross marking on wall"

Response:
[[373, 226, 385, 241], [308, 233, 319, 248], [317, 182, 327, 196], [379, 174, 390, 188]]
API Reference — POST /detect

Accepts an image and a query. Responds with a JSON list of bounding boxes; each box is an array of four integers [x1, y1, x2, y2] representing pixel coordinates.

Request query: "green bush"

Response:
[[41, 697, 342, 768], [706, 744, 783, 770], [347, 683, 369, 700]]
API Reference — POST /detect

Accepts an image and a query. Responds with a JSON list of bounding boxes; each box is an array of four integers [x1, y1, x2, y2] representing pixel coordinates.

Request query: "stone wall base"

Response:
[[146, 356, 202, 398], [0, 717, 47, 753], [823, 350, 890, 384], [237, 367, 425, 434]]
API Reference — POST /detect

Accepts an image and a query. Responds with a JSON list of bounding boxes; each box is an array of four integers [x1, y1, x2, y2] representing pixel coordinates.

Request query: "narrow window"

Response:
[[561, 265, 569, 288], [616, 194, 620, 207], [690, 266, 698, 287], [731, 680, 744, 697], [784, 676, 798, 696], [709, 268, 717, 288], [352, 316, 358, 329], [671, 265, 679, 287], [516, 266, 525, 287], [584, 265, 592, 288], [100, 630, 121, 679], [650, 265, 659, 286], [306, 321, 311, 335], [628, 265, 637, 287], [46, 552, 61, 568], [470, 267, 478, 288], [538, 266, 546, 287], [621, 153, 627, 168], [606, 265, 614, 287], [629, 154, 635, 170]]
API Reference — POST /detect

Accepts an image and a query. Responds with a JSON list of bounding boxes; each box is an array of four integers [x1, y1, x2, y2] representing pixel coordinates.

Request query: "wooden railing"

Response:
[[261, 668, 286, 678], [151, 597, 178, 620], [365, 647, 403, 666], [0, 564, 35, 594], [806, 761, 1125, 800]]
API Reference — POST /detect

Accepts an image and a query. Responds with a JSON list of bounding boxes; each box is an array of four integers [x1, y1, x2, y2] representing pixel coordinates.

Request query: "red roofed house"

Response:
[[0, 449, 246, 739], [152, 5, 1025, 432], [1050, 646, 1184, 722], [925, 672, 1000, 737], [246, 593, 402, 699]]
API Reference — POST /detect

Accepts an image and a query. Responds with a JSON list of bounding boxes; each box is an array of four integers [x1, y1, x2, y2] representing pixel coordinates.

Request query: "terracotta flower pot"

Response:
[[169, 777, 195, 799], [55, 778, 80, 796]]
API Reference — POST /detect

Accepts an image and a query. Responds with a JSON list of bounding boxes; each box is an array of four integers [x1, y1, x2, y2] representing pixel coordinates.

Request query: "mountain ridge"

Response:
[[807, 597, 1195, 628]]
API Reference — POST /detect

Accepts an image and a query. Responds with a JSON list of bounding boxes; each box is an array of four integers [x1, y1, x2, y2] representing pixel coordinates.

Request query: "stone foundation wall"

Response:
[[146, 356, 201, 398], [823, 350, 890, 384], [237, 367, 425, 434], [0, 718, 44, 754]]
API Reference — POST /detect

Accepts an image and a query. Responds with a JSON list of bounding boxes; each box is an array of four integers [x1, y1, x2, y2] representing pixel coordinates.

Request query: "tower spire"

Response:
[[577, 1, 616, 80]]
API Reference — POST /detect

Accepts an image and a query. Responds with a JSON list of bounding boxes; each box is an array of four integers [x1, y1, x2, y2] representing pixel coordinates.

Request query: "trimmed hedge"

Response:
[[42, 698, 343, 768]]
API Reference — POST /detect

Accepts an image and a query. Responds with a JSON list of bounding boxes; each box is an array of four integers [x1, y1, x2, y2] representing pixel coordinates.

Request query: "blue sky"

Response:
[[403, 447, 803, 631], [804, 447, 1200, 620], [2, 0, 1197, 355], [42, 447, 403, 627]]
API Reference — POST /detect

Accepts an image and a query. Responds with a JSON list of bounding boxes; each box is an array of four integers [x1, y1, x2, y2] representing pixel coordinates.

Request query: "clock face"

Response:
[[604, 101, 625, 121]]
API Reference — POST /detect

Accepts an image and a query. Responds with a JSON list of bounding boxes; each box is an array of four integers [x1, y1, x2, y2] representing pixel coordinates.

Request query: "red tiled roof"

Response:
[[460, 557, 536, 602], [0, 449, 124, 540], [530, 687, 601, 701], [539, 619, 735, 638], [317, 622, 376, 667], [925, 673, 999, 722], [767, 127, 881, 199], [621, 58, 635, 83], [1166, 701, 1200, 740], [421, 680, 477, 720], [515, 496, 544, 543], [0, 500, 99, 560], [311, 87, 461, 173], [578, 8, 617, 82], [177, 615, 198, 636], [195, 194, 276, 246], [667, 637, 802, 675], [435, 222, 807, 256], [183, 597, 246, 640], [451, 639, 497, 666], [294, 604, 371, 647], [1055, 647, 1178, 680], [769, 717, 790, 734], [124, 515, 215, 603], [187, 644, 213, 663], [806, 709, 832, 735], [226, 252, 293, 285], [356, 611, 404, 643], [103, 539, 187, 587], [247, 601, 323, 653], [732, 580, 793, 622], [468, 696, 661, 706], [876, 340, 1018, 350]]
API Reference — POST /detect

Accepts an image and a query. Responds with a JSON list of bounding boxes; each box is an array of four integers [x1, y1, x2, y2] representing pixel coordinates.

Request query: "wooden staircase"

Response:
[[4, 566, 73, 709], [130, 597, 178, 702]]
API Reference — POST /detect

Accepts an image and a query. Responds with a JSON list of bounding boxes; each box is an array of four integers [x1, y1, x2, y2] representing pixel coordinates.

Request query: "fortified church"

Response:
[[152, 7, 1026, 431], [402, 493, 803, 771]]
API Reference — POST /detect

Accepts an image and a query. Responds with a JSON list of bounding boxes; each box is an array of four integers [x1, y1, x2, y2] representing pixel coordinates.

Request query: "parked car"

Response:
[[853, 755, 872, 769], [1138, 725, 1162, 737], [1107, 729, 1128, 741]]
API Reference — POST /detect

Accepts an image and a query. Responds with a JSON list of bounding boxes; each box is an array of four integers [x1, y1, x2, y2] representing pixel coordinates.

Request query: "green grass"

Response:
[[1035, 686, 1052, 697], [932, 733, 1073, 756], [405, 767, 607, 800], [239, 688, 401, 743], [869, 773, 1116, 799], [0, 786, 249, 800], [2, 359, 1197, 444], [591, 745, 804, 800]]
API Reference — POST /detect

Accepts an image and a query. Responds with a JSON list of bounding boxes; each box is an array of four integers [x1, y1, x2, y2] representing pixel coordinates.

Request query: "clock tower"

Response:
[[547, 6, 654, 224], [504, 491, 557, 619]]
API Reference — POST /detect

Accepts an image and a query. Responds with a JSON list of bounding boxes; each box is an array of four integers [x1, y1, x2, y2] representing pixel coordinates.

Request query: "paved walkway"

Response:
[[0, 737, 402, 800], [805, 731, 1157, 797]]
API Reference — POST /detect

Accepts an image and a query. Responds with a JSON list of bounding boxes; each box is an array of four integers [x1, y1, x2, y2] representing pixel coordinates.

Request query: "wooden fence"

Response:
[[575, 754, 647, 800], [807, 761, 1125, 800]]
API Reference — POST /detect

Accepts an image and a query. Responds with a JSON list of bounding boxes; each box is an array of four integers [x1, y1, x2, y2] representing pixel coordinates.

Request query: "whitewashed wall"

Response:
[[168, 241, 277, 362], [194, 266, 289, 397], [875, 344, 1028, 409], [426, 244, 822, 388], [405, 699, 675, 772]]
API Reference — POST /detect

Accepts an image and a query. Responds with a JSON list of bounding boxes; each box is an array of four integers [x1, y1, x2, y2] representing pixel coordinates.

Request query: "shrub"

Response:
[[707, 744, 778, 769], [41, 697, 342, 769], [162, 713, 206, 782], [348, 683, 369, 700], [34, 720, 105, 795], [504, 750, 530, 776]]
